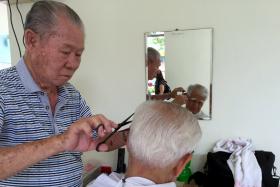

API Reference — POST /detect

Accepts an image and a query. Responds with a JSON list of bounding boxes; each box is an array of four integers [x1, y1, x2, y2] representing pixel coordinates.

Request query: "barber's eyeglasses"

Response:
[[95, 113, 134, 152]]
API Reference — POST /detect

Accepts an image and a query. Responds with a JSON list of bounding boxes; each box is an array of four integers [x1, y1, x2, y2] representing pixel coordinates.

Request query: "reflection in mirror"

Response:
[[145, 28, 213, 120]]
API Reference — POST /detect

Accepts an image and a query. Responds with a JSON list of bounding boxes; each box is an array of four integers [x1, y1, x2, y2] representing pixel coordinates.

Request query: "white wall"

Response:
[[8, 0, 280, 172], [0, 2, 9, 34]]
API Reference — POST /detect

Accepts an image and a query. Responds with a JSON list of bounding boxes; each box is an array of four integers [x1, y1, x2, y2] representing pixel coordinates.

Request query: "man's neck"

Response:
[[23, 55, 57, 93], [125, 157, 174, 184], [23, 55, 58, 113]]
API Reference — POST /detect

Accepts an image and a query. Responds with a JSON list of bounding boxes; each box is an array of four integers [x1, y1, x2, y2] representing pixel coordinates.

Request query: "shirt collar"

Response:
[[16, 58, 42, 93], [16, 58, 69, 100], [120, 176, 176, 187]]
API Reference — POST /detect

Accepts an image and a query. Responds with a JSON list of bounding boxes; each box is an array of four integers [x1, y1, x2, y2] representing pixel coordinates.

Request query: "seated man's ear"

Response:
[[173, 153, 192, 178]]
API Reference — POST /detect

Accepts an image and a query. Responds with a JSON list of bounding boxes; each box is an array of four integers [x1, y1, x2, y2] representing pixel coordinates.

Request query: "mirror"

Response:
[[145, 28, 213, 120]]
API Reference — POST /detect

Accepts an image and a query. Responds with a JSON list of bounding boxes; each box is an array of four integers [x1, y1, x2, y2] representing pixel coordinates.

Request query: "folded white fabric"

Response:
[[213, 138, 262, 187]]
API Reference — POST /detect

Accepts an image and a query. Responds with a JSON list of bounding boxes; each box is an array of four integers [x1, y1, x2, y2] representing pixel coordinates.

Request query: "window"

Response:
[[0, 2, 11, 70]]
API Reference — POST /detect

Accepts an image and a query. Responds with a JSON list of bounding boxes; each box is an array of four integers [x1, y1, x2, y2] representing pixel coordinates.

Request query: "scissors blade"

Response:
[[121, 113, 134, 124], [95, 113, 134, 152], [116, 113, 134, 129]]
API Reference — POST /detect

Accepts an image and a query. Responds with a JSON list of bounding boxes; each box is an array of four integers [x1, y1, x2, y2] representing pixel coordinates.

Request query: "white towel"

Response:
[[213, 138, 262, 187]]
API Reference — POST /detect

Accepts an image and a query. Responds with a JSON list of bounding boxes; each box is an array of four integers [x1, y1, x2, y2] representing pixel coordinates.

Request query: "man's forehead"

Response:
[[61, 43, 84, 50], [189, 91, 206, 101]]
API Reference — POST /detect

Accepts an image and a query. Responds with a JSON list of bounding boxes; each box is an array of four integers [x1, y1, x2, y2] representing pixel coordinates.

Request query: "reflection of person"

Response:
[[147, 47, 184, 100], [147, 47, 161, 80], [155, 70, 171, 95], [174, 84, 208, 119], [88, 101, 202, 187], [0, 1, 117, 186]]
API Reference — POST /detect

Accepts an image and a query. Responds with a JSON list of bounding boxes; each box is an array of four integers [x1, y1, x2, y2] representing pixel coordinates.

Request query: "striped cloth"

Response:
[[0, 59, 92, 186]]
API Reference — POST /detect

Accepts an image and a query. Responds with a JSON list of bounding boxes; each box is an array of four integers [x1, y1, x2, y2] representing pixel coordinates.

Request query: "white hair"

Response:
[[128, 101, 202, 168], [187, 84, 208, 99]]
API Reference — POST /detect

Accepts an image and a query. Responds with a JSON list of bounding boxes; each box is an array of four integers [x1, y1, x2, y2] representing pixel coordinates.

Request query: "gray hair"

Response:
[[187, 84, 208, 99], [128, 101, 202, 168], [147, 47, 160, 65], [24, 0, 84, 38]]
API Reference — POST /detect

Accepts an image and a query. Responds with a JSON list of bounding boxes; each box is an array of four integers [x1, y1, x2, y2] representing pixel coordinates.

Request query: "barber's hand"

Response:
[[59, 115, 117, 152], [103, 129, 130, 152], [173, 95, 188, 106], [170, 87, 186, 98]]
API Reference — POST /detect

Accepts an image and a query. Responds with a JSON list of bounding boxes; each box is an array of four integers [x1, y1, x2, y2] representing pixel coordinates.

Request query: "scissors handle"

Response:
[[96, 126, 119, 152], [94, 124, 105, 132]]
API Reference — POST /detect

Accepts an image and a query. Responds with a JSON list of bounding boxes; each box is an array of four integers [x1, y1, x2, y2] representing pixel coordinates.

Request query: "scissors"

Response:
[[95, 113, 134, 152]]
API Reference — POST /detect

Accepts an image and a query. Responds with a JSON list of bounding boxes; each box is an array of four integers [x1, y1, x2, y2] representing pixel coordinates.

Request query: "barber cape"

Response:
[[86, 172, 176, 187], [194, 111, 210, 120]]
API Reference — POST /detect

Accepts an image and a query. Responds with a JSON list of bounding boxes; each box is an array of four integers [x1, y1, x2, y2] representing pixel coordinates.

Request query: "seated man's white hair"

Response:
[[128, 100, 202, 168], [187, 84, 208, 99]]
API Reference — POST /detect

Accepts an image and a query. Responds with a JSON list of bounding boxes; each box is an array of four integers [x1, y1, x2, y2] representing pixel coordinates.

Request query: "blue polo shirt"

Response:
[[0, 59, 92, 186]]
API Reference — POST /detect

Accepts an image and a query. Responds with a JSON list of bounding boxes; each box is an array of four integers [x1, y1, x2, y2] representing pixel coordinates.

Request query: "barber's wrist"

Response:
[[54, 134, 67, 153], [165, 93, 170, 100]]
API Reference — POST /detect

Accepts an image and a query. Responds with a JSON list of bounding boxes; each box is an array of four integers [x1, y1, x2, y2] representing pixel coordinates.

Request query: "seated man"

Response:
[[88, 100, 202, 187], [173, 84, 209, 119]]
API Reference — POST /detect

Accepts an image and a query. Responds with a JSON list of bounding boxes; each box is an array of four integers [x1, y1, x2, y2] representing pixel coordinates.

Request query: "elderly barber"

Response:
[[0, 1, 119, 186]]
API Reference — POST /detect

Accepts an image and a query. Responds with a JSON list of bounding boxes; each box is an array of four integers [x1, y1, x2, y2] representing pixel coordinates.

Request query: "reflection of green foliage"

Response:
[[148, 86, 155, 95], [151, 37, 164, 51]]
